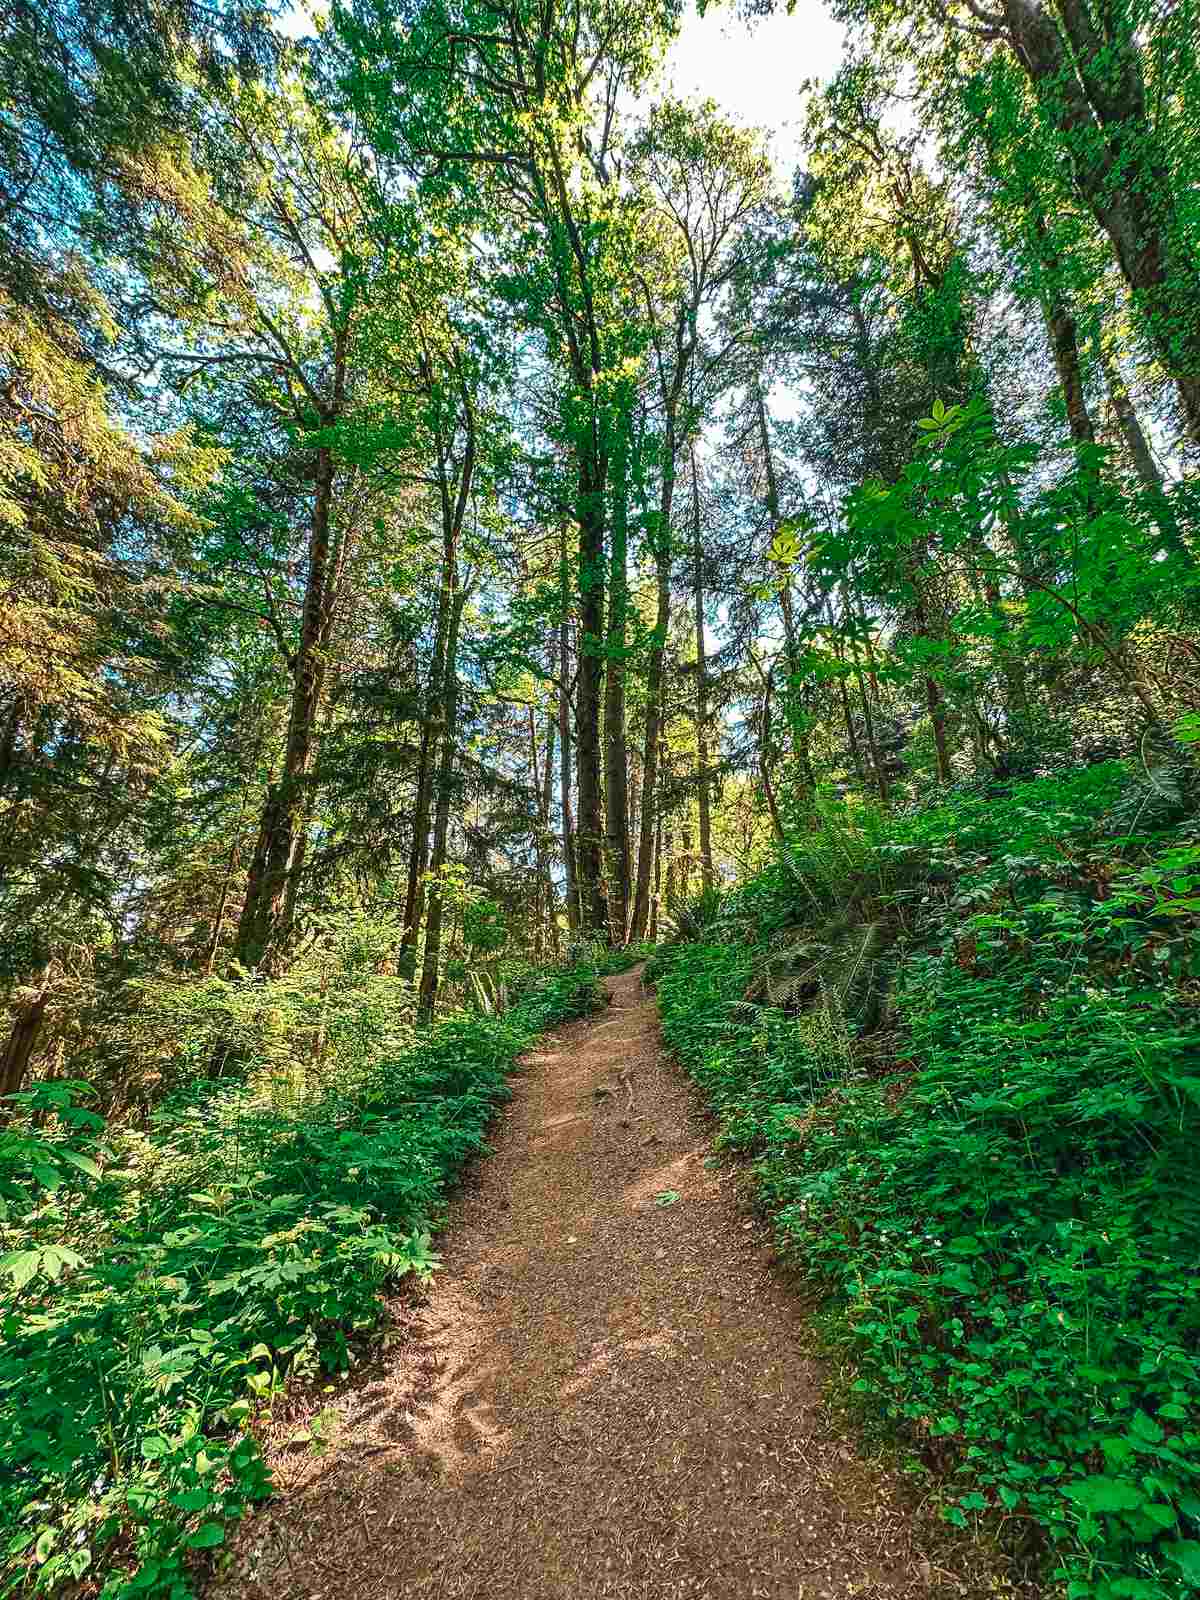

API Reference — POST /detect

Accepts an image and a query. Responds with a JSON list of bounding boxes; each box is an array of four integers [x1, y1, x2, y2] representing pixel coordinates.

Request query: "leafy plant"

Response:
[[654, 762, 1200, 1599], [0, 964, 603, 1598]]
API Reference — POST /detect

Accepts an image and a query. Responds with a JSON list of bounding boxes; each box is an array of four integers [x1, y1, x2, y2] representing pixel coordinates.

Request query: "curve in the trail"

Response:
[[213, 968, 1016, 1600]]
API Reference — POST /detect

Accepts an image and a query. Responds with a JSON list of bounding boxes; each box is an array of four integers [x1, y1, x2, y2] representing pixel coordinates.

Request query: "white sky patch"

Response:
[[657, 2, 844, 179], [276, 1, 315, 39]]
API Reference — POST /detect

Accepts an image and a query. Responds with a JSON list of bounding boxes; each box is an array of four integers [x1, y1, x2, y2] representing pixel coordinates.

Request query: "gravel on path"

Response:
[[210, 967, 1027, 1600]]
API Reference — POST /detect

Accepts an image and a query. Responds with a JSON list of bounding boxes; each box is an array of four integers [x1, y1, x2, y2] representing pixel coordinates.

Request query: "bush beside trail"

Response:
[[653, 764, 1200, 1600], [1, 964, 604, 1599]]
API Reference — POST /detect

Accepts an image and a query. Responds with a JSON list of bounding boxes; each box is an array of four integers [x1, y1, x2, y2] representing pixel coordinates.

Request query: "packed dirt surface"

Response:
[[211, 968, 1024, 1600]]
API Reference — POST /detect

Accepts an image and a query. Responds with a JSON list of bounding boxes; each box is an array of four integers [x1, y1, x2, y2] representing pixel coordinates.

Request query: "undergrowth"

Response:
[[654, 762, 1200, 1600], [0, 962, 603, 1599]]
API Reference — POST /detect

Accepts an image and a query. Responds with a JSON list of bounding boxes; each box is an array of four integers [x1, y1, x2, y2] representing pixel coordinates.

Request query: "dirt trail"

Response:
[[215, 968, 1012, 1600]]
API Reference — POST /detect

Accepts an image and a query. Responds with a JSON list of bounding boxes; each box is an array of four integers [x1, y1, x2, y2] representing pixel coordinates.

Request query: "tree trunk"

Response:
[[1098, 346, 1193, 566], [853, 651, 889, 807], [1041, 299, 1096, 447], [0, 966, 50, 1106], [0, 703, 21, 797], [203, 782, 252, 975], [558, 599, 580, 935], [752, 657, 786, 842], [203, 848, 237, 976], [690, 454, 714, 892], [676, 825, 693, 902], [604, 415, 632, 942], [574, 453, 608, 937], [399, 572, 452, 980], [832, 645, 865, 787], [648, 810, 663, 943], [755, 384, 817, 801], [412, 368, 478, 1012], [530, 704, 557, 957], [664, 830, 680, 909], [236, 446, 336, 970], [1045, 297, 1095, 445], [236, 337, 348, 971], [1101, 347, 1160, 490], [630, 416, 678, 941], [417, 582, 468, 1023], [540, 701, 559, 955], [1000, 0, 1200, 445]]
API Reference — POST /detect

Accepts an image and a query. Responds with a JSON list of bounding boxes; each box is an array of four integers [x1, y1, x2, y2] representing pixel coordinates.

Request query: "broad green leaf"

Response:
[[58, 1149, 102, 1179], [186, 1523, 225, 1549], [0, 1250, 43, 1289], [1166, 1542, 1200, 1583], [1063, 1476, 1143, 1513]]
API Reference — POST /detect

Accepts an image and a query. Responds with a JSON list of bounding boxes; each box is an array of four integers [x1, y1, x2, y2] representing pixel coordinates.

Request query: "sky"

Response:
[[657, 2, 845, 179]]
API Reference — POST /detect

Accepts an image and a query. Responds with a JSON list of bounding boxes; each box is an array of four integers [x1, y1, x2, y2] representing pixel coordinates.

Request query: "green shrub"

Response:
[[657, 764, 1200, 1600], [0, 964, 601, 1599], [560, 938, 657, 978]]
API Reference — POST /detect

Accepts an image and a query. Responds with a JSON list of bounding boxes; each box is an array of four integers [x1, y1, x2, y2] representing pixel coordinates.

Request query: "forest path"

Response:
[[213, 968, 1001, 1600]]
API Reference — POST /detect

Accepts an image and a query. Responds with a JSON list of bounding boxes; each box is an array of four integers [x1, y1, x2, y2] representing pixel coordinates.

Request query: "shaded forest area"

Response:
[[2, 0, 1199, 1594]]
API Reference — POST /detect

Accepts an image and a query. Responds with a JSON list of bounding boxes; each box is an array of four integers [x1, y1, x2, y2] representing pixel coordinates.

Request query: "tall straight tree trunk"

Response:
[[664, 830, 680, 908], [203, 844, 238, 975], [853, 651, 889, 807], [750, 653, 786, 842], [755, 384, 815, 797], [1043, 295, 1095, 444], [237, 338, 348, 971], [417, 581, 468, 1023], [1098, 345, 1193, 566], [1010, 209, 1099, 448], [677, 825, 693, 902], [399, 575, 452, 979], [201, 781, 254, 975], [690, 453, 714, 892], [999, 0, 1200, 445], [410, 366, 478, 1009], [828, 602, 865, 788], [629, 546, 670, 941], [604, 413, 632, 942], [539, 699, 559, 954], [278, 784, 315, 953], [530, 704, 558, 957], [630, 409, 678, 940], [574, 451, 608, 936], [1033, 226, 1097, 447], [1101, 348, 1160, 490], [558, 604, 580, 935], [914, 571, 954, 785], [648, 811, 663, 943]]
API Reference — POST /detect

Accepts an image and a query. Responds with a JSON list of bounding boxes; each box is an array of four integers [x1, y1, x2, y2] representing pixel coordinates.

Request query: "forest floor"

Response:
[[208, 968, 1027, 1600]]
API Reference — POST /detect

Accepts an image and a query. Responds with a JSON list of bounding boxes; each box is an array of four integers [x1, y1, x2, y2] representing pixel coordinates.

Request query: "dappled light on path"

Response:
[[212, 968, 1017, 1600]]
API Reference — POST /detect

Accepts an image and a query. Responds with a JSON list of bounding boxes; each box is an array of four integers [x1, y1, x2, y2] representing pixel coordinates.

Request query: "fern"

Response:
[[663, 884, 726, 943], [747, 915, 897, 1036]]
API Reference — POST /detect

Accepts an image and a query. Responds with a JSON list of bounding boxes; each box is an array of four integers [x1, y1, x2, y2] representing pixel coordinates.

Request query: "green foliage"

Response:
[[655, 763, 1200, 1599], [560, 938, 654, 978], [0, 965, 602, 1598], [662, 885, 726, 944]]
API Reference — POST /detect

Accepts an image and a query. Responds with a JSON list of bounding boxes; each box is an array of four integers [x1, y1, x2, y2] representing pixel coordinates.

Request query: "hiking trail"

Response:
[[212, 967, 1018, 1600]]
